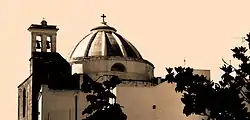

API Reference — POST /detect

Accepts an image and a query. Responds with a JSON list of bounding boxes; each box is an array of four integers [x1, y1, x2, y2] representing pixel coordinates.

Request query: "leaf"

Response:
[[81, 74, 126, 120], [165, 67, 173, 73], [175, 66, 185, 73], [86, 95, 97, 103]]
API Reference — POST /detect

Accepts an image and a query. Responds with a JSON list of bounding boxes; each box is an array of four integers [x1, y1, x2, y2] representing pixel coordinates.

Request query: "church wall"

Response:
[[153, 82, 205, 120], [116, 86, 156, 120], [18, 77, 33, 120], [41, 85, 88, 120], [152, 69, 210, 120], [115, 69, 210, 120], [116, 83, 207, 120]]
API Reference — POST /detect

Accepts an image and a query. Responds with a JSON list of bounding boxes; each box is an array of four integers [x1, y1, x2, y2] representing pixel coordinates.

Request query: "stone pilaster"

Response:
[[51, 34, 57, 52], [41, 34, 47, 52]]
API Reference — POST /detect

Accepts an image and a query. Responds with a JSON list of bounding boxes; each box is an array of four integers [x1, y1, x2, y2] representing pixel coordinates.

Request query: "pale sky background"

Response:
[[1, 0, 250, 119]]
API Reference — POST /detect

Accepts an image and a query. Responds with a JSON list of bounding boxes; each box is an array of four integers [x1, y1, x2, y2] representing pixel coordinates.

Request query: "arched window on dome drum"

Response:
[[23, 88, 26, 118], [111, 63, 126, 72]]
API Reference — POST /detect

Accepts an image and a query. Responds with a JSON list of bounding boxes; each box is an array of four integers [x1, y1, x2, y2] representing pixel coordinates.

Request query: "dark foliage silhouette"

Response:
[[80, 74, 127, 120], [164, 33, 250, 120]]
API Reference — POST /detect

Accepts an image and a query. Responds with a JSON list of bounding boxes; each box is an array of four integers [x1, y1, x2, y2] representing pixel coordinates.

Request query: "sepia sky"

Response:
[[1, 0, 250, 119]]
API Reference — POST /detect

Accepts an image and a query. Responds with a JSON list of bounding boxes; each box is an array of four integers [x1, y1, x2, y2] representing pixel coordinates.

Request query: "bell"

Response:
[[36, 41, 41, 49], [46, 41, 51, 49]]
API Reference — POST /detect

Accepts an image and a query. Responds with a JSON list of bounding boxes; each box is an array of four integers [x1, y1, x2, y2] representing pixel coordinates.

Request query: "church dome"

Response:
[[68, 19, 143, 60]]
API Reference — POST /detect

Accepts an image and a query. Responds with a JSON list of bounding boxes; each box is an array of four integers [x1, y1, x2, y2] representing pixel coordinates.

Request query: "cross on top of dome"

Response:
[[101, 14, 107, 25], [90, 14, 116, 32]]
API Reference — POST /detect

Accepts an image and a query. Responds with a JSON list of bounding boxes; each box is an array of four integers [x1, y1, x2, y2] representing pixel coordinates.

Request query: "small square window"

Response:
[[152, 104, 156, 109]]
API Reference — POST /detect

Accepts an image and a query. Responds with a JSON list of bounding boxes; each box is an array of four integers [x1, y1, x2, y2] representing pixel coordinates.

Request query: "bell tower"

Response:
[[18, 19, 76, 120], [28, 19, 59, 53], [28, 19, 59, 73]]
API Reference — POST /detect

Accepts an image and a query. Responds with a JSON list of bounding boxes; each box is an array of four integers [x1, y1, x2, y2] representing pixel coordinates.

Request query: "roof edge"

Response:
[[17, 73, 33, 88]]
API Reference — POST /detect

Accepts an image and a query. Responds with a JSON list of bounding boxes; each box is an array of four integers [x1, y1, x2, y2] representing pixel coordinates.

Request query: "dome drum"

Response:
[[71, 57, 154, 80], [70, 56, 154, 68]]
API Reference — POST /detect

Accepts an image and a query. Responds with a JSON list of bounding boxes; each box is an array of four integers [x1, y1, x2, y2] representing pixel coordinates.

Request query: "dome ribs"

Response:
[[88, 32, 104, 56], [105, 31, 123, 56], [68, 33, 92, 59], [69, 24, 143, 59], [84, 32, 98, 57], [125, 40, 143, 59], [113, 33, 141, 59]]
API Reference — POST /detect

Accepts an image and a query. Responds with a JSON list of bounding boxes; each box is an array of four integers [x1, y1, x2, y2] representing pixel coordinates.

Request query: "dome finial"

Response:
[[101, 14, 107, 25]]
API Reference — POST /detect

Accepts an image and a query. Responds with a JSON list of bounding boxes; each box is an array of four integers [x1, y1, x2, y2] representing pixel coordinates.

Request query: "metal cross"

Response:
[[101, 14, 106, 23]]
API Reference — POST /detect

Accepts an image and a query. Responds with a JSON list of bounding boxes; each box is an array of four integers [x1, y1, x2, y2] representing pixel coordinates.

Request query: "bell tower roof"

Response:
[[28, 19, 59, 31]]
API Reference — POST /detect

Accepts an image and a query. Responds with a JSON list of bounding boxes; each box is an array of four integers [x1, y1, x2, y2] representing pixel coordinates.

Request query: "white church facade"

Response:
[[18, 15, 210, 120]]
